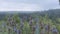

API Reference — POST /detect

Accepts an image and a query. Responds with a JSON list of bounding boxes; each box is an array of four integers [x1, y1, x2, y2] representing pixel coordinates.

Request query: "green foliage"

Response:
[[56, 25, 60, 34], [12, 14, 20, 23], [1, 9, 60, 34]]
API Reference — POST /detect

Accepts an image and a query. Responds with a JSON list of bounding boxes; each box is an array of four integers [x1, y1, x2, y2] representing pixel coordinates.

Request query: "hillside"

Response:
[[0, 9, 60, 34]]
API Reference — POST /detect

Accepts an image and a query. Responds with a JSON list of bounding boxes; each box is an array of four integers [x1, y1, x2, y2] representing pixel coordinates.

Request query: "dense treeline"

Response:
[[0, 9, 60, 34]]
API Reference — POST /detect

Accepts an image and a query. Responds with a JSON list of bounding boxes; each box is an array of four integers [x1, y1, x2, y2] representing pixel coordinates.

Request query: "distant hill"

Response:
[[0, 9, 60, 20], [33, 9, 60, 19]]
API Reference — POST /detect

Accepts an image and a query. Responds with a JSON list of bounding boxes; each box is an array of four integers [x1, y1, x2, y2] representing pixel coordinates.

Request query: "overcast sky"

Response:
[[0, 0, 60, 11]]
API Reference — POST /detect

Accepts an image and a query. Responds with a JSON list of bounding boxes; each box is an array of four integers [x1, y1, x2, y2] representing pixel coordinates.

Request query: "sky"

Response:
[[0, 0, 60, 11]]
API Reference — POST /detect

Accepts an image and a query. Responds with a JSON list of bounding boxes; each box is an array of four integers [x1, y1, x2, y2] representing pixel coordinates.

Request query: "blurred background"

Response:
[[0, 0, 60, 34]]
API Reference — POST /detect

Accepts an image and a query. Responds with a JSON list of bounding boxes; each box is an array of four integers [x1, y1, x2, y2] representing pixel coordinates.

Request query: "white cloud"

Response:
[[0, 1, 41, 11], [39, 0, 60, 10], [0, 0, 60, 11]]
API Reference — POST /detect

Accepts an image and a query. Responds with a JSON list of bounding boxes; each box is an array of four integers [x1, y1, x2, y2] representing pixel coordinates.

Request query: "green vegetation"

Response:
[[0, 9, 60, 34]]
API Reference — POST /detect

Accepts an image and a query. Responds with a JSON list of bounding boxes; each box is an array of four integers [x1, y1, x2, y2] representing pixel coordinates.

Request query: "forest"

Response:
[[0, 9, 60, 34]]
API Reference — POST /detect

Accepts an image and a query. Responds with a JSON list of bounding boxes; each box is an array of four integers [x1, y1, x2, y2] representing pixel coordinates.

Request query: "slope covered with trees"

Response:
[[0, 9, 60, 34]]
